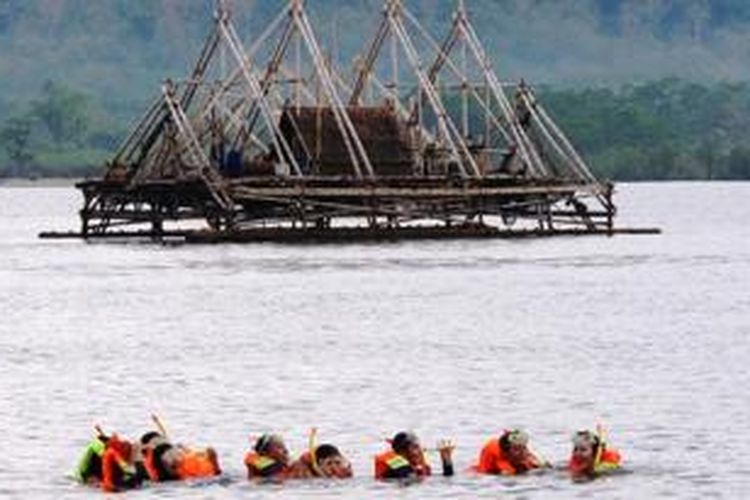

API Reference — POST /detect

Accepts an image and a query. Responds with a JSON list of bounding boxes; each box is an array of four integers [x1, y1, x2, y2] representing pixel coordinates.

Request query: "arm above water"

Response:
[[438, 439, 455, 477]]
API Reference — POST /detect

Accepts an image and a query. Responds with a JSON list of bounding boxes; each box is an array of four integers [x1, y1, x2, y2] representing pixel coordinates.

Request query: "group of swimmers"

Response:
[[76, 419, 622, 492]]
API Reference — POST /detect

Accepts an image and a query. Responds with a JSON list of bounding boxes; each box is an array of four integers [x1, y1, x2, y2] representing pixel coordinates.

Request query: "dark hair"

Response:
[[391, 432, 418, 454], [140, 431, 162, 446], [574, 431, 602, 453], [499, 433, 511, 453], [315, 444, 341, 464], [255, 434, 279, 454], [152, 443, 178, 482]]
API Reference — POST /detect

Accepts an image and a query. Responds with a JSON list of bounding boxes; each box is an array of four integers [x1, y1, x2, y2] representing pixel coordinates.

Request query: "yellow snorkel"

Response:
[[593, 424, 605, 468], [308, 427, 325, 477], [151, 413, 169, 438]]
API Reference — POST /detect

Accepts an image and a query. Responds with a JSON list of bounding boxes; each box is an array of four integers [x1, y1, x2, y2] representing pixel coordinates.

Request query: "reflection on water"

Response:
[[1, 183, 749, 498]]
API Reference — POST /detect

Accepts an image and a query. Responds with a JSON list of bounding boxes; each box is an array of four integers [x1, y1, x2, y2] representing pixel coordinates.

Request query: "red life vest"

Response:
[[101, 438, 137, 492], [143, 447, 160, 482]]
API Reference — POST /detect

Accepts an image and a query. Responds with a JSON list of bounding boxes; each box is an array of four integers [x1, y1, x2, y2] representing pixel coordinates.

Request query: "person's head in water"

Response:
[[499, 429, 531, 467], [139, 431, 167, 449], [392, 432, 424, 467], [571, 430, 599, 473], [314, 444, 352, 478], [255, 434, 290, 465]]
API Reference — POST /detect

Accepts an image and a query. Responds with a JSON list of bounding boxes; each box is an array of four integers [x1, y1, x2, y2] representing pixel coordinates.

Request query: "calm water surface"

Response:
[[0, 182, 748, 499]]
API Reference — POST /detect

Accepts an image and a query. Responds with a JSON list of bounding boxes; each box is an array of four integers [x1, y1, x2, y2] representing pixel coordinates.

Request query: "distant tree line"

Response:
[[1, 78, 750, 180], [0, 81, 123, 178], [540, 78, 750, 180]]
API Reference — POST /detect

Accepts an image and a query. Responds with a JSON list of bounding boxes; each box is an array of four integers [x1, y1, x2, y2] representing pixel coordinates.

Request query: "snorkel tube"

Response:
[[308, 428, 325, 477], [593, 424, 605, 470], [151, 414, 169, 439]]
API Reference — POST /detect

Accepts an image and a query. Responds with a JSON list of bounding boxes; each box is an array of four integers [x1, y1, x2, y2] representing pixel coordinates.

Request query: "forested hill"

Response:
[[3, 0, 750, 104], [3, 1, 750, 180]]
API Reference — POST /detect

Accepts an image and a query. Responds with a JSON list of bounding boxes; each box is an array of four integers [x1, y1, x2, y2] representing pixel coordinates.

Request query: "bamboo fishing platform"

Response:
[[40, 0, 659, 243]]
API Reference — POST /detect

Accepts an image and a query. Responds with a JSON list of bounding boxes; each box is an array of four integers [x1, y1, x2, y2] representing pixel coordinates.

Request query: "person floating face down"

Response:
[[568, 430, 622, 479], [136, 431, 168, 482], [140, 432, 221, 482], [374, 431, 454, 480], [287, 443, 353, 479], [475, 429, 545, 475], [245, 434, 291, 480], [75, 433, 110, 485], [100, 435, 143, 492]]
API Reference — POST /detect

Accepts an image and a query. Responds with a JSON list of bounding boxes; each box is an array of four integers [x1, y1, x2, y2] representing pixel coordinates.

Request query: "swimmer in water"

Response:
[[287, 443, 353, 479], [244, 433, 291, 480], [374, 431, 454, 480], [568, 428, 622, 479], [474, 429, 547, 475]]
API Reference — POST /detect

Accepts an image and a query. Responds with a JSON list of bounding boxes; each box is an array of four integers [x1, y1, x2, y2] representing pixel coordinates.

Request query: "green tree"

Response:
[[31, 80, 90, 147], [0, 115, 35, 176]]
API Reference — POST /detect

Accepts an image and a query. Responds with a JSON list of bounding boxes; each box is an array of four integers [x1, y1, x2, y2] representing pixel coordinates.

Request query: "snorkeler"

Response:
[[287, 443, 353, 479], [74, 430, 109, 485], [138, 422, 221, 483], [474, 429, 546, 475], [143, 441, 221, 481], [568, 428, 622, 479], [244, 433, 292, 480], [374, 431, 454, 480], [100, 435, 143, 492]]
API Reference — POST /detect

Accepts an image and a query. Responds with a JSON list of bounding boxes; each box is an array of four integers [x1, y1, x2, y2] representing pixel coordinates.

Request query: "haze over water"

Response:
[[1, 183, 748, 498]]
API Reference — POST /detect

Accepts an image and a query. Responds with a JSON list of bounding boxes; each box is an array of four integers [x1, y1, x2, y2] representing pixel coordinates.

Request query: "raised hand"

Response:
[[437, 439, 455, 463]]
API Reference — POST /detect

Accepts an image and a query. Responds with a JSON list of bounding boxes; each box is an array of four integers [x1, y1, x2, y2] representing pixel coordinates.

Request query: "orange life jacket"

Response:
[[374, 450, 431, 479], [175, 449, 221, 479], [475, 438, 540, 475]]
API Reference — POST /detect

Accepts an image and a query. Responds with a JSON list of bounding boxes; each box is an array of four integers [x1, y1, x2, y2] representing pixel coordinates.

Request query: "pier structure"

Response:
[[49, 0, 636, 243]]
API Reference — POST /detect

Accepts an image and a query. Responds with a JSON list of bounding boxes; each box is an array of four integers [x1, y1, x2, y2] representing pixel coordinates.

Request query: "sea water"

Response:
[[0, 182, 748, 498]]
